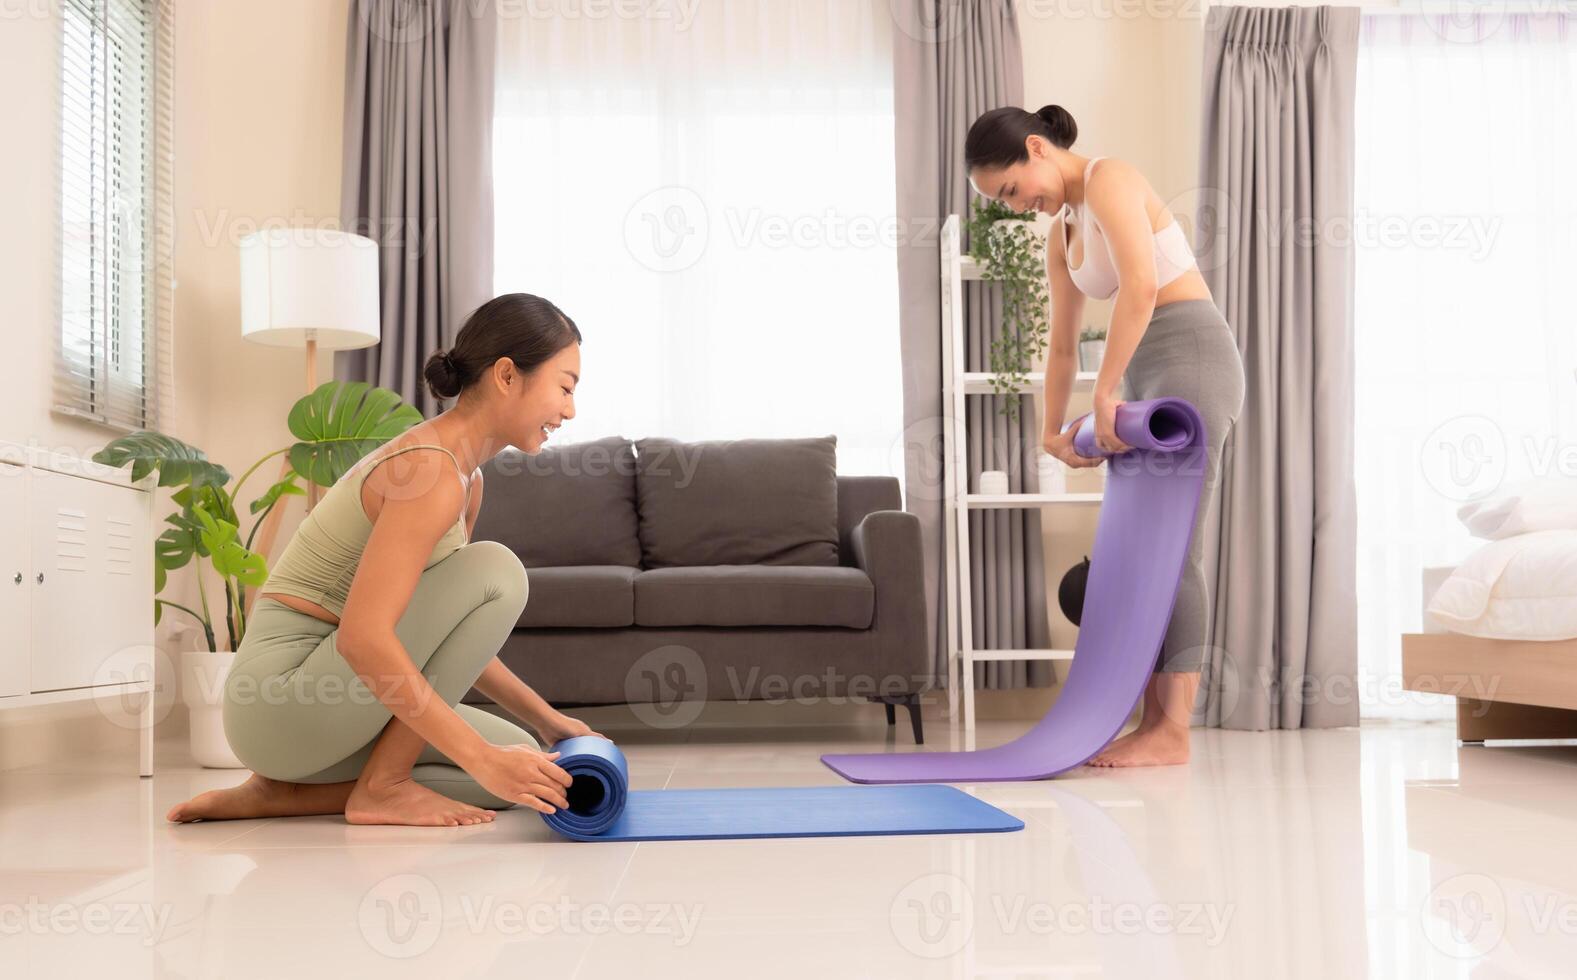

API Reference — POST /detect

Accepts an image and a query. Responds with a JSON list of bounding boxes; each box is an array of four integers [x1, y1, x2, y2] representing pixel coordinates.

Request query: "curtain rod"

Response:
[[1356, 1, 1575, 15]]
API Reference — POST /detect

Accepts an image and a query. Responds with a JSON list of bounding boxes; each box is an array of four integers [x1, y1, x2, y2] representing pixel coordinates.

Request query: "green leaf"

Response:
[[91, 432, 231, 489], [286, 381, 423, 488], [250, 473, 305, 515], [192, 504, 270, 587]]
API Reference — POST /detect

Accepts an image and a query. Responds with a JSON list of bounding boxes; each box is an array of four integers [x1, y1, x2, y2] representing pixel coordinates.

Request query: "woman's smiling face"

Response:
[[969, 135, 1064, 215], [498, 342, 580, 455]]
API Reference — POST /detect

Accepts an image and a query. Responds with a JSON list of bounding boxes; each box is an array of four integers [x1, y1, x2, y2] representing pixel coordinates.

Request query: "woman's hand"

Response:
[[1043, 415, 1106, 470], [534, 711, 607, 745], [465, 743, 573, 815], [1092, 393, 1133, 455]]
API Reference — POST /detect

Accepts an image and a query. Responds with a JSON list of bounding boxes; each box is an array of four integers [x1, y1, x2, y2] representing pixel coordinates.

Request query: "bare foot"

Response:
[[167, 773, 346, 823], [345, 776, 495, 827], [1086, 727, 1190, 768]]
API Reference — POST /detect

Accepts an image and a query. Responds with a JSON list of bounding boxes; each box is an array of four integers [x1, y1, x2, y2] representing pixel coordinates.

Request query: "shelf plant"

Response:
[[966, 197, 1050, 422], [92, 381, 422, 652]]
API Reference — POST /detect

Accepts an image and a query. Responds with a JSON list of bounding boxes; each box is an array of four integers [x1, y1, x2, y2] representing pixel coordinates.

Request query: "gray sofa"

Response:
[[464, 435, 933, 741]]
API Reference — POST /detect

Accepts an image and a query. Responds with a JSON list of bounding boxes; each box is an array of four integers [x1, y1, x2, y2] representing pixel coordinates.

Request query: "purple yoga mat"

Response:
[[822, 397, 1208, 783]]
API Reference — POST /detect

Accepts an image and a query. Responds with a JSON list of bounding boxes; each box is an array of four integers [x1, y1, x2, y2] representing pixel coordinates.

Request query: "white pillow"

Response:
[[1427, 530, 1577, 640], [1457, 477, 1577, 540]]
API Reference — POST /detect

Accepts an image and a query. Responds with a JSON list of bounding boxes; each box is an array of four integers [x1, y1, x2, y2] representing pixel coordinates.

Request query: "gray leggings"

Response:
[[1119, 299, 1245, 674], [222, 540, 539, 808]]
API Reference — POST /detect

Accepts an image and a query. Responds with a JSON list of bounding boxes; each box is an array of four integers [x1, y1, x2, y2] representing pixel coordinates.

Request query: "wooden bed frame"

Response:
[[1402, 632, 1577, 743]]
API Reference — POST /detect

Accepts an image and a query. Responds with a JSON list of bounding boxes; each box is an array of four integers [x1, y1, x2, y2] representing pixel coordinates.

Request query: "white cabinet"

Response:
[[28, 465, 153, 693], [0, 461, 29, 698], [0, 448, 155, 774]]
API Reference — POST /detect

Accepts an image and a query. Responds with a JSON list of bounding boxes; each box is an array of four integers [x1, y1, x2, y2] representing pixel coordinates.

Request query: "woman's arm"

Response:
[[1041, 215, 1087, 439], [459, 467, 606, 742], [1083, 159, 1160, 452], [336, 452, 492, 769]]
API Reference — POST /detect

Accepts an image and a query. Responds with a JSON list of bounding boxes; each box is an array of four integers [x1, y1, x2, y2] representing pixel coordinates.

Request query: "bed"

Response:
[[1402, 632, 1577, 743]]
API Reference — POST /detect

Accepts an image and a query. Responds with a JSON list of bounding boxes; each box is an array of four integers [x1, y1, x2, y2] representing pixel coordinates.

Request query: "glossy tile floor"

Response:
[[3, 718, 1575, 978]]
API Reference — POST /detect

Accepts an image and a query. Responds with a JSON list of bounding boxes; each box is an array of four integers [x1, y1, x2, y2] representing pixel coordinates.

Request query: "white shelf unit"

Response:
[[0, 443, 158, 776], [941, 215, 1102, 735]]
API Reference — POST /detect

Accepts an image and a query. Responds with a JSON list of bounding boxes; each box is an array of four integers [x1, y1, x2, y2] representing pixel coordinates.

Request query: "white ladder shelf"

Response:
[[939, 215, 1102, 737]]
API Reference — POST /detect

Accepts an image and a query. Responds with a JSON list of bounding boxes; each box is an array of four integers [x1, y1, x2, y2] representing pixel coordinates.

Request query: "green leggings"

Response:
[[222, 540, 540, 809]]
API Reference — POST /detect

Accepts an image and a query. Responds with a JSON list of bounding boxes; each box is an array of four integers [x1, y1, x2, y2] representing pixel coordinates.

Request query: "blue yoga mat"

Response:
[[540, 736, 1024, 842]]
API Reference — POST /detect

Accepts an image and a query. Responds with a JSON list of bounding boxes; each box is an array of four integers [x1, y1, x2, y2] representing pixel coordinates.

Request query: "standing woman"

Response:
[[963, 105, 1246, 767], [168, 293, 600, 825]]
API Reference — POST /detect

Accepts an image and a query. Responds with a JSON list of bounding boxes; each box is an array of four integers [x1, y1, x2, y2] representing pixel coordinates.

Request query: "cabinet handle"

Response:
[[36, 572, 44, 584], [11, 572, 18, 585]]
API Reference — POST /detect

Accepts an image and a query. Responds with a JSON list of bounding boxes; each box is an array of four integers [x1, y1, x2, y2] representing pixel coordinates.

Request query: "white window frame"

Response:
[[55, 0, 174, 433]]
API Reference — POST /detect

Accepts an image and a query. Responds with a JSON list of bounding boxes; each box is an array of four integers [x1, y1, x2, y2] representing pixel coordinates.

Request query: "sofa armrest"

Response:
[[851, 509, 933, 695]]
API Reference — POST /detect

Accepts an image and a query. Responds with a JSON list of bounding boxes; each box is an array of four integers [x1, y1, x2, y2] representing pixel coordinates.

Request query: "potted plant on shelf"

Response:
[[966, 197, 1049, 421], [92, 381, 421, 767], [1078, 325, 1107, 373]]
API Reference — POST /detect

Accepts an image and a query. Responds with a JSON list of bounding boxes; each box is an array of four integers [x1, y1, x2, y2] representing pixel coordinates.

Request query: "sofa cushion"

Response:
[[473, 437, 641, 568], [519, 566, 638, 628], [634, 436, 839, 568], [633, 565, 874, 628]]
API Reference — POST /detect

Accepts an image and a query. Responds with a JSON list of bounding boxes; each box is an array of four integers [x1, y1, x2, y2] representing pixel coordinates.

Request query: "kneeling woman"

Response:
[[169, 293, 600, 826]]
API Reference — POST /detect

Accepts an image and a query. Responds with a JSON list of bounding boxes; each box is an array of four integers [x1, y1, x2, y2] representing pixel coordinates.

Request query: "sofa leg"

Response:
[[876, 695, 924, 744]]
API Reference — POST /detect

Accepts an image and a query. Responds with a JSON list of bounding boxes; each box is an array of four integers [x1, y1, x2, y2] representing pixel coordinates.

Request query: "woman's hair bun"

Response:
[[423, 348, 464, 400], [1035, 104, 1077, 149]]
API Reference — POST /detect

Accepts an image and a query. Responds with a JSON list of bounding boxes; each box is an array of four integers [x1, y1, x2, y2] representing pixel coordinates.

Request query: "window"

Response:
[[1353, 13, 1577, 719], [493, 0, 902, 475], [56, 0, 174, 432]]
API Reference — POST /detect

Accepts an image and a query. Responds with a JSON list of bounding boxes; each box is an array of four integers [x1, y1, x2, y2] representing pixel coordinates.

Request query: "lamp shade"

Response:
[[239, 229, 381, 349]]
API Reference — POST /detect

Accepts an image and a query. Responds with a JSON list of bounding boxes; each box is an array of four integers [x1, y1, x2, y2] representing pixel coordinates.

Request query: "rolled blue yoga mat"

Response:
[[821, 397, 1208, 784], [541, 736, 1024, 841]]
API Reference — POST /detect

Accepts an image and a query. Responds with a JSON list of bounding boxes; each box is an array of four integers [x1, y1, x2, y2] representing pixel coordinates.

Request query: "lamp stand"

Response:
[[242, 330, 323, 620]]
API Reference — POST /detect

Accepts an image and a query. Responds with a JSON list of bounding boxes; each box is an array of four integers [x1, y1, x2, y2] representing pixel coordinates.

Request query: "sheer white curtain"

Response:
[[1354, 14, 1577, 719], [493, 0, 901, 475]]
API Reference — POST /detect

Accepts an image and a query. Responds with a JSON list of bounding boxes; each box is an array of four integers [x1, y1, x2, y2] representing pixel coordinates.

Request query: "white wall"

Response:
[[0, 0, 351, 772]]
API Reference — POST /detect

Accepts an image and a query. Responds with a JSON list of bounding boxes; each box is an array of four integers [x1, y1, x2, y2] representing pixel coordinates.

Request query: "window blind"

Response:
[[55, 0, 174, 433]]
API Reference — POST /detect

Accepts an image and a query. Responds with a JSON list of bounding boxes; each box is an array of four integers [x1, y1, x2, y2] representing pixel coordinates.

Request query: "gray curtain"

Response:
[[337, 0, 498, 418], [1196, 5, 1360, 729], [893, 1, 1051, 690]]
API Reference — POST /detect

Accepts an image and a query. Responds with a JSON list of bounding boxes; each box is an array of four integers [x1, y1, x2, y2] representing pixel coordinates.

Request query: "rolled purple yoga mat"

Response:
[[821, 397, 1208, 783]]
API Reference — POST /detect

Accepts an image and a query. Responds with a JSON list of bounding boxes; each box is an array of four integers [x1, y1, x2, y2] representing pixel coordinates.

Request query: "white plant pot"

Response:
[[978, 470, 1009, 495], [1078, 339, 1106, 372], [182, 650, 245, 769]]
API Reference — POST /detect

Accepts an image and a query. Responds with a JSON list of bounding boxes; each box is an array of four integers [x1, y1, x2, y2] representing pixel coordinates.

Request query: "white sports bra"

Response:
[[1058, 157, 1198, 300]]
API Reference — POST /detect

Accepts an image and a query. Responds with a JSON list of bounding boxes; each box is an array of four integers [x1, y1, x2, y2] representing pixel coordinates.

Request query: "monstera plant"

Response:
[[93, 381, 422, 652]]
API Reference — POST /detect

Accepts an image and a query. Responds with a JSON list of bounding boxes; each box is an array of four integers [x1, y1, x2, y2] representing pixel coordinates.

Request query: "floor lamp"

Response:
[[238, 228, 380, 614]]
